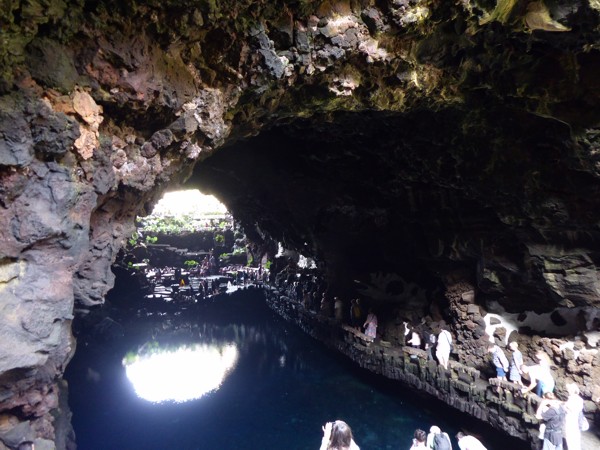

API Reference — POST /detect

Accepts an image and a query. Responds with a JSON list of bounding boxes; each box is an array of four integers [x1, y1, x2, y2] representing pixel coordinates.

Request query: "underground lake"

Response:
[[64, 287, 530, 450]]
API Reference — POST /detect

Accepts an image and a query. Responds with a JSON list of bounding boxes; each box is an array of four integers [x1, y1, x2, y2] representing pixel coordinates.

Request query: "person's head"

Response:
[[566, 382, 580, 396], [414, 429, 427, 443], [536, 351, 551, 365], [329, 420, 353, 449], [456, 432, 466, 441], [509, 341, 518, 351], [429, 425, 441, 434], [487, 344, 496, 353]]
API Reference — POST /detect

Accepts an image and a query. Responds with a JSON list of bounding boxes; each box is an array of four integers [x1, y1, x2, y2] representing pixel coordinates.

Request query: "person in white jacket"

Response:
[[563, 382, 584, 450], [436, 327, 453, 370], [456, 432, 487, 450]]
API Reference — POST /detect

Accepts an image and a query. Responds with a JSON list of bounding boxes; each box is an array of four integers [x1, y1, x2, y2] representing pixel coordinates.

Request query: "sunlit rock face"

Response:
[[2, 0, 600, 446]]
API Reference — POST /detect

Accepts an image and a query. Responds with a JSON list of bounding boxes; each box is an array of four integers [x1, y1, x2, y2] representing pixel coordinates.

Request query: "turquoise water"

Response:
[[65, 289, 528, 450]]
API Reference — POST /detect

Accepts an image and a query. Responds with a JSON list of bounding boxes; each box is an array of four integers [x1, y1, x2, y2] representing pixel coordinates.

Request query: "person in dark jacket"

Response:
[[535, 392, 565, 450]]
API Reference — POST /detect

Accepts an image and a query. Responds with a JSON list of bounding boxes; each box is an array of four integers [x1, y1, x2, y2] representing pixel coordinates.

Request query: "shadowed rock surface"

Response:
[[1, 0, 600, 448]]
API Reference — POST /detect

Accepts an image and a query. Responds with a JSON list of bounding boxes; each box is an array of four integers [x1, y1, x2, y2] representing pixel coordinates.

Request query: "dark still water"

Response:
[[65, 288, 528, 450]]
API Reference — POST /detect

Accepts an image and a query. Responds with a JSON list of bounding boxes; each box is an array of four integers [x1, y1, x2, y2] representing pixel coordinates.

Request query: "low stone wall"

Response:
[[265, 288, 545, 446]]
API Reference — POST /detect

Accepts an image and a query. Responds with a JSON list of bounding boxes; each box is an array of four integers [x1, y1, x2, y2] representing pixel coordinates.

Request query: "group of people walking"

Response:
[[487, 342, 589, 450], [271, 269, 592, 450], [487, 343, 555, 395], [405, 322, 453, 370]]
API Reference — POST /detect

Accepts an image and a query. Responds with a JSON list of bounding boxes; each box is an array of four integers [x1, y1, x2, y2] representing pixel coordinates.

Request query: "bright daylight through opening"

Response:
[[152, 190, 228, 216]]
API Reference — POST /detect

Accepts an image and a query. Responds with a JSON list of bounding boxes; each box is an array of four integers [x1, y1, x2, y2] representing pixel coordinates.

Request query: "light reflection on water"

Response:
[[123, 343, 239, 403]]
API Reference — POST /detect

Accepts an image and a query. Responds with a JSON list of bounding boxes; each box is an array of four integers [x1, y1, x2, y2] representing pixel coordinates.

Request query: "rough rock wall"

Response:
[[1, 0, 600, 447]]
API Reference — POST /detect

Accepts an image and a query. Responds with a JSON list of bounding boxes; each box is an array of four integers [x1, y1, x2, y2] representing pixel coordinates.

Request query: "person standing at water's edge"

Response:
[[409, 429, 428, 449], [456, 432, 487, 450], [427, 425, 452, 450], [319, 420, 360, 450]]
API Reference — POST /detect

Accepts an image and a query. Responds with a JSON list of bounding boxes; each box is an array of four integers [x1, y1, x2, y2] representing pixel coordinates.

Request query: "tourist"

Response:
[[410, 429, 428, 449], [303, 289, 312, 309], [423, 328, 436, 361], [487, 343, 509, 381], [363, 308, 378, 341], [436, 326, 453, 370], [320, 293, 332, 318], [563, 382, 584, 450], [312, 291, 320, 311], [407, 324, 422, 350], [535, 392, 564, 450], [334, 296, 344, 323], [350, 299, 363, 330], [455, 432, 487, 450], [319, 420, 360, 450], [508, 341, 524, 386], [426, 425, 452, 450], [521, 351, 555, 396]]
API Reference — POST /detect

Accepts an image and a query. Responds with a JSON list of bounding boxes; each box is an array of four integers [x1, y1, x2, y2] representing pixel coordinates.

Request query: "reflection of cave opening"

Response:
[[123, 342, 239, 403]]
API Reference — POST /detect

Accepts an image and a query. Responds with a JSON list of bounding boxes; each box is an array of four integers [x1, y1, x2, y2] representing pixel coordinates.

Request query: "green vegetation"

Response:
[[138, 215, 197, 234], [214, 233, 225, 244], [137, 214, 233, 235], [128, 234, 138, 247], [184, 260, 199, 267], [265, 260, 273, 270]]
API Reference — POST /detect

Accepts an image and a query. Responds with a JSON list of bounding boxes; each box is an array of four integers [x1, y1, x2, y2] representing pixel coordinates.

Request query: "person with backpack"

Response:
[[535, 392, 565, 450], [427, 426, 452, 450]]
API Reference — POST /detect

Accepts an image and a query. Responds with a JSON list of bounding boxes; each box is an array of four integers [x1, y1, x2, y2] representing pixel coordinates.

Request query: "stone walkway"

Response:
[[581, 427, 600, 450], [265, 288, 599, 450]]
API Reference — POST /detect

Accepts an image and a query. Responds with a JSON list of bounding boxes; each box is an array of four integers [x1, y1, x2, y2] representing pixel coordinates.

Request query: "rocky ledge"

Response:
[[265, 287, 600, 449]]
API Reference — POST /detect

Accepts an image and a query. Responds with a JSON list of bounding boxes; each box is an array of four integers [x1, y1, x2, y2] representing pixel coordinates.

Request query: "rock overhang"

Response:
[[2, 0, 600, 447]]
